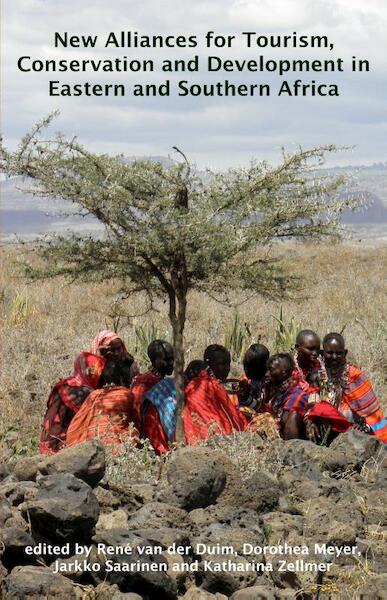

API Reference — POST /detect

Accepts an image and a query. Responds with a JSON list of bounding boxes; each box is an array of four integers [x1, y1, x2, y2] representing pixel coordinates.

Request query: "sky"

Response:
[[1, 0, 387, 170]]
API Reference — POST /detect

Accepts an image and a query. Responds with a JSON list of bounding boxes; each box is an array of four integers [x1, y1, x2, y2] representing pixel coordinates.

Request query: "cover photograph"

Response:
[[0, 0, 386, 598]]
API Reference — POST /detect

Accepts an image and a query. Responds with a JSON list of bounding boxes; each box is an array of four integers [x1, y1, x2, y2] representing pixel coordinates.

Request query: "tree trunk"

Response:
[[169, 288, 187, 444]]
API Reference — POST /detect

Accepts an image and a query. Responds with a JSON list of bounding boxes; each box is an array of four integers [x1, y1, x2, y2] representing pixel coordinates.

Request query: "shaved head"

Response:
[[294, 329, 321, 369], [323, 332, 345, 349], [323, 332, 347, 369], [295, 329, 320, 346]]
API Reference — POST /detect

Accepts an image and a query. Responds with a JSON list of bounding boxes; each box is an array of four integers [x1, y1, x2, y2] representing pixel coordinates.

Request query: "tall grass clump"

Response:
[[128, 323, 171, 368], [224, 312, 252, 361], [7, 288, 35, 326], [271, 306, 302, 353]]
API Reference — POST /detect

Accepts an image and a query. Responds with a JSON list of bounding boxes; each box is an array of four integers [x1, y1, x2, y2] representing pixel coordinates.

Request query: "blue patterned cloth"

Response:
[[143, 377, 177, 441]]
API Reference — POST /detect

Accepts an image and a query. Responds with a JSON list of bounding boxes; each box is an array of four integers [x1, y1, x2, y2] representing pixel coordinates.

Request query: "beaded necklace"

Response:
[[269, 376, 294, 414], [293, 351, 327, 384], [322, 363, 349, 407]]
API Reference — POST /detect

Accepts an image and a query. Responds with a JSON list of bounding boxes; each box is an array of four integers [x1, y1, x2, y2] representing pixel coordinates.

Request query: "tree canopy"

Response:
[[0, 113, 359, 442]]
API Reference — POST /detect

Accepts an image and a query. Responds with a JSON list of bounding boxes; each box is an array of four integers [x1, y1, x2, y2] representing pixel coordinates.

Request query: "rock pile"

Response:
[[0, 432, 386, 599]]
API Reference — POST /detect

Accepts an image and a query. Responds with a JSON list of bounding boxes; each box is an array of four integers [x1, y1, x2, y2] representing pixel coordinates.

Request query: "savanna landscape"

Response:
[[0, 131, 386, 598], [0, 238, 385, 456], [0, 238, 386, 599]]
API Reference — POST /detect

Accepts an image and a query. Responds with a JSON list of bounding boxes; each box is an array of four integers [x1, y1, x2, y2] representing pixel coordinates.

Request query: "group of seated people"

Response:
[[39, 328, 387, 456]]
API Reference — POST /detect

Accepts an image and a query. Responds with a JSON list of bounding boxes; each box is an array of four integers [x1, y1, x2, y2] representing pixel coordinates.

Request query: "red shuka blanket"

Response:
[[66, 386, 138, 448], [39, 352, 105, 455], [130, 371, 161, 430], [143, 370, 247, 454]]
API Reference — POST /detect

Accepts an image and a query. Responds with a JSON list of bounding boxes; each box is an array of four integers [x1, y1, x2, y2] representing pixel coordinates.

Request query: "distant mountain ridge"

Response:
[[1, 160, 387, 241]]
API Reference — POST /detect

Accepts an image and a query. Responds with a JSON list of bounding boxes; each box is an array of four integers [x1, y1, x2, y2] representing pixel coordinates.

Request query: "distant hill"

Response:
[[1, 161, 387, 241]]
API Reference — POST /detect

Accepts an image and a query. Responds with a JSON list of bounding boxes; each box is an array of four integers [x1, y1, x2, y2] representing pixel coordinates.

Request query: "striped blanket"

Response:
[[66, 386, 138, 448], [341, 365, 387, 443]]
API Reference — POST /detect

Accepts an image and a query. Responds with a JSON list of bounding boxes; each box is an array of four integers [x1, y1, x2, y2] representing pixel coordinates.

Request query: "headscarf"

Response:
[[39, 352, 105, 455], [65, 352, 106, 390], [89, 330, 127, 356]]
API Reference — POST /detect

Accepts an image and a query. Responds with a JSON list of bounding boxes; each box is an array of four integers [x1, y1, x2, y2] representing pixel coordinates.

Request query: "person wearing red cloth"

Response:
[[40, 330, 135, 455], [235, 343, 270, 412], [89, 330, 127, 357], [39, 352, 105, 455], [305, 332, 387, 444], [66, 352, 140, 449], [293, 329, 323, 386], [143, 355, 247, 454], [265, 353, 309, 440], [130, 339, 174, 430]]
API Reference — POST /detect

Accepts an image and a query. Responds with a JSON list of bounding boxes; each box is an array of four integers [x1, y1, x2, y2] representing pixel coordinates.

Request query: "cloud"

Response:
[[1, 0, 386, 168]]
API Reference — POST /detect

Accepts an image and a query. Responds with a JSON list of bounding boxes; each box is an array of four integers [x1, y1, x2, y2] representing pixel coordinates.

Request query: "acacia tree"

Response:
[[0, 114, 358, 441]]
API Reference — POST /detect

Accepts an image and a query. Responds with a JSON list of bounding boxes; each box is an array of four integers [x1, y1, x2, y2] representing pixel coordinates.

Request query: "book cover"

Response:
[[1, 1, 386, 598]]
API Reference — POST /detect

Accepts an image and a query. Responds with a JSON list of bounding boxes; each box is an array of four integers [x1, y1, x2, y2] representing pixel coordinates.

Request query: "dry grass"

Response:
[[0, 239, 386, 455]]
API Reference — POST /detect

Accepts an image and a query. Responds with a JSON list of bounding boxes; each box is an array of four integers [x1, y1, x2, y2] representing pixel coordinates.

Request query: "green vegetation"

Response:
[[0, 114, 361, 440]]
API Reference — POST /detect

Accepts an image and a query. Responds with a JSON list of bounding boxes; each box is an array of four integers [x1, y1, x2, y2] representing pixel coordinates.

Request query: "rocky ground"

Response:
[[0, 431, 386, 600]]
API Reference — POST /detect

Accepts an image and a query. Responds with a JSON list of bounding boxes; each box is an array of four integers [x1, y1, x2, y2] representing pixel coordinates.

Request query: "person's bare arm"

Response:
[[282, 410, 304, 440]]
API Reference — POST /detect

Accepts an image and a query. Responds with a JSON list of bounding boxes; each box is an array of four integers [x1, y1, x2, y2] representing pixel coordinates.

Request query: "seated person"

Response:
[[143, 357, 247, 454], [130, 339, 174, 429], [265, 353, 309, 440], [90, 329, 140, 382], [66, 354, 139, 449], [305, 332, 387, 444], [204, 344, 231, 383], [236, 343, 270, 412], [293, 329, 323, 386], [39, 352, 105, 455], [203, 343, 240, 407], [39, 331, 132, 454], [89, 330, 127, 357]]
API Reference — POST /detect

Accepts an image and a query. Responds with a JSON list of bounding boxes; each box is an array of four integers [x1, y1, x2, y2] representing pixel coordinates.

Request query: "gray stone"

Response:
[[280, 439, 328, 479], [0, 498, 13, 526], [357, 533, 387, 574], [133, 527, 191, 550], [4, 565, 76, 599], [189, 505, 263, 536], [0, 527, 36, 570], [261, 512, 304, 543], [356, 488, 387, 526], [196, 554, 258, 596], [278, 471, 323, 502], [50, 545, 101, 583], [0, 463, 11, 482], [194, 522, 263, 556], [92, 583, 144, 599], [127, 502, 189, 530], [181, 588, 228, 599], [239, 470, 280, 513], [20, 473, 99, 543], [108, 482, 155, 507], [0, 481, 37, 507], [358, 574, 387, 599], [96, 509, 129, 532], [0, 560, 8, 585], [94, 486, 122, 510], [13, 440, 106, 488], [157, 447, 228, 510], [324, 430, 384, 475], [0, 494, 29, 531], [92, 528, 177, 599], [302, 497, 364, 550], [194, 523, 261, 594], [11, 456, 43, 483], [231, 586, 295, 599]]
